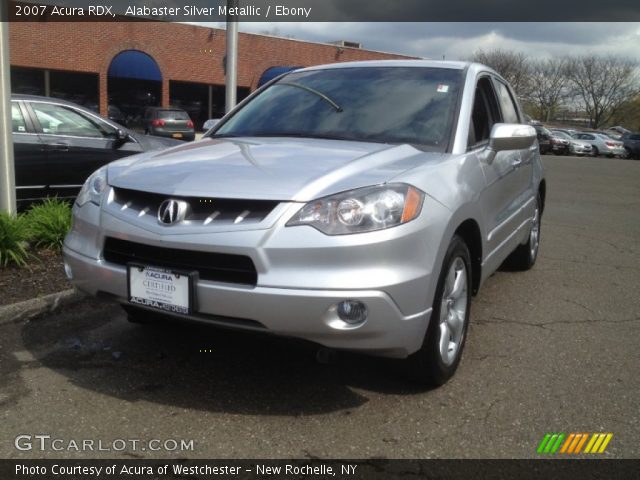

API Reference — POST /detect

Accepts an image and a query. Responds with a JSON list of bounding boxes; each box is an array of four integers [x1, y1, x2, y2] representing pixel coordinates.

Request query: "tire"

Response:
[[505, 193, 542, 271], [592, 146, 599, 157], [405, 235, 472, 386]]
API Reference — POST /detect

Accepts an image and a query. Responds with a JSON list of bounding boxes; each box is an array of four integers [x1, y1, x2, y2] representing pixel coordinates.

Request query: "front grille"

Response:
[[103, 237, 257, 286], [112, 188, 279, 225]]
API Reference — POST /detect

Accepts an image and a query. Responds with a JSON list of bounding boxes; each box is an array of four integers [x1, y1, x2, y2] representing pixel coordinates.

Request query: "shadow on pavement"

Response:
[[20, 298, 428, 416]]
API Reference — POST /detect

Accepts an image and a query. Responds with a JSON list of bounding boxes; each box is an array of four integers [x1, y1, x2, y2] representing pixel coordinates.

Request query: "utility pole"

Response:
[[0, 1, 17, 215], [225, 0, 238, 113]]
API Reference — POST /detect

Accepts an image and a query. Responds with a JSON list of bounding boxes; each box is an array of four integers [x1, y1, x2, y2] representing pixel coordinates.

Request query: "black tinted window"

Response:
[[215, 67, 463, 151], [469, 77, 501, 147]]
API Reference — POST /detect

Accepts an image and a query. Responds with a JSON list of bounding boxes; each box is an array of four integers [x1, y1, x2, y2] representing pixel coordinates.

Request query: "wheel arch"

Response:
[[454, 219, 482, 295], [538, 179, 547, 215]]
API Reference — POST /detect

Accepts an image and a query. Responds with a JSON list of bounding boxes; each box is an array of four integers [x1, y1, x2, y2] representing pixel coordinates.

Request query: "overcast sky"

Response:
[[197, 22, 640, 61]]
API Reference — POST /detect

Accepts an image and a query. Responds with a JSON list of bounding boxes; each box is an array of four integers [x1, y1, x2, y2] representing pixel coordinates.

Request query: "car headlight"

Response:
[[287, 184, 424, 235], [76, 166, 108, 207]]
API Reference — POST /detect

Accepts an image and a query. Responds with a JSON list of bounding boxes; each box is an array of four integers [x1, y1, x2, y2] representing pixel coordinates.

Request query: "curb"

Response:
[[0, 288, 86, 326]]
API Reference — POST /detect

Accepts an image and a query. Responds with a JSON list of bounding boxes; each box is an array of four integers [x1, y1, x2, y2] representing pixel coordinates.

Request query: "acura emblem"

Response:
[[157, 199, 187, 225]]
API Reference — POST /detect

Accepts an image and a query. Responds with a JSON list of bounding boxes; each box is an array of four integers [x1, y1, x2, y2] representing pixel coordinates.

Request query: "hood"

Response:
[[108, 137, 438, 201]]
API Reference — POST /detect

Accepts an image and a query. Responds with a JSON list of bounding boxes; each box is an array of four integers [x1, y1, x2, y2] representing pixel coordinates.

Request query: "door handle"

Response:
[[48, 143, 70, 152]]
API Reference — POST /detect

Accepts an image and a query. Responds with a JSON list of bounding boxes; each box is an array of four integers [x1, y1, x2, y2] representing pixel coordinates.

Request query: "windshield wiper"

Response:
[[277, 81, 343, 112]]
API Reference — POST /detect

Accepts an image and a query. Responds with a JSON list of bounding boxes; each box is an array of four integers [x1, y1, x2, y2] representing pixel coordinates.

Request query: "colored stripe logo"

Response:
[[537, 433, 613, 454]]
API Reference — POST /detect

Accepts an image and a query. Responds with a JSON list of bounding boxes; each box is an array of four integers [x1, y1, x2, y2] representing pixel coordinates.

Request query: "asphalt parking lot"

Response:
[[1, 155, 638, 459]]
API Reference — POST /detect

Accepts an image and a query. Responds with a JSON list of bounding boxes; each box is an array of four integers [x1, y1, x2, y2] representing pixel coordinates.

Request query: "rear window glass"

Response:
[[158, 110, 189, 120]]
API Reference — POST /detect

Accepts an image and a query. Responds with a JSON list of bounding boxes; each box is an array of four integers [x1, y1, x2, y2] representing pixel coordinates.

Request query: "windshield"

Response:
[[552, 131, 571, 140], [212, 67, 463, 151]]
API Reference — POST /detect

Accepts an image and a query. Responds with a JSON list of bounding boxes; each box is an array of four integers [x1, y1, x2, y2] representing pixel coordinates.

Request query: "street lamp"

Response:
[[225, 0, 238, 113], [0, 1, 17, 215]]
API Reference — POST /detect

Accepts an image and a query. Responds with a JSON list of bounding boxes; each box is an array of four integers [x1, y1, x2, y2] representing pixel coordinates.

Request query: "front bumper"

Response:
[[62, 198, 446, 358], [64, 247, 430, 358]]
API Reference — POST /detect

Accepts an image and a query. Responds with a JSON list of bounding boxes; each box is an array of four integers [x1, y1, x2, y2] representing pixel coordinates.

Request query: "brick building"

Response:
[[9, 21, 413, 128]]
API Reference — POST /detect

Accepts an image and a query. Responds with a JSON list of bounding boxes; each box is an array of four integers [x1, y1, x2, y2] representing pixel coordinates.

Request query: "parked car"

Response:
[[550, 127, 578, 137], [607, 126, 631, 136], [550, 130, 593, 156], [621, 132, 640, 160], [108, 105, 127, 127], [63, 61, 545, 386], [549, 133, 571, 155], [573, 132, 625, 157], [11, 94, 182, 209], [142, 107, 195, 141], [532, 124, 552, 154]]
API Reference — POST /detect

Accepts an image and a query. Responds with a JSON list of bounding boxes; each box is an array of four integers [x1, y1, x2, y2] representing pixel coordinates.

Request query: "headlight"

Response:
[[287, 184, 424, 235], [76, 166, 108, 207]]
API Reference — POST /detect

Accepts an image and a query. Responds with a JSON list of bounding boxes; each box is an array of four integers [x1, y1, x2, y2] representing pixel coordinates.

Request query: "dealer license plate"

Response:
[[128, 264, 195, 315]]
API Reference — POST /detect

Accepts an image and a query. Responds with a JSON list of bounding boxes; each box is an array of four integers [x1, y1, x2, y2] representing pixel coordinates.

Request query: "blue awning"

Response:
[[257, 66, 303, 87], [108, 50, 162, 81]]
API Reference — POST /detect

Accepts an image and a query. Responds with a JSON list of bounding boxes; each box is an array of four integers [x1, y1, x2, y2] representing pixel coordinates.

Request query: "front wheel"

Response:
[[405, 235, 472, 386]]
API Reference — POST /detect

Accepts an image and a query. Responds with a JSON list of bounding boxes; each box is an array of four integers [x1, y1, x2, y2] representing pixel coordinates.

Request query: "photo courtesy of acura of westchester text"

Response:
[[0, 0, 639, 476]]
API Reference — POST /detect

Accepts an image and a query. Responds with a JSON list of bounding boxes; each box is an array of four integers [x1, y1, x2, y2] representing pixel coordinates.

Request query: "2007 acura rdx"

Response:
[[63, 61, 545, 385]]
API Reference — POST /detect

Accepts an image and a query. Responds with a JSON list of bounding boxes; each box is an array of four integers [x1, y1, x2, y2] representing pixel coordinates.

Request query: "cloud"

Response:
[[230, 22, 640, 62]]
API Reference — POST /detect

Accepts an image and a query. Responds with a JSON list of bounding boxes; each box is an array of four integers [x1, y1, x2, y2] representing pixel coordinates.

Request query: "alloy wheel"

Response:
[[530, 205, 540, 260], [438, 257, 469, 366]]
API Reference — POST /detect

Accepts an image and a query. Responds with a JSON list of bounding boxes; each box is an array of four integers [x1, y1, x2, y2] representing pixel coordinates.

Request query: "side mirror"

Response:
[[489, 124, 537, 152], [112, 129, 129, 148]]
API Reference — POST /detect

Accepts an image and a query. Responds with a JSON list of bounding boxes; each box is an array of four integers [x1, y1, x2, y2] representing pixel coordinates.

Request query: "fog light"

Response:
[[337, 300, 367, 324], [64, 262, 73, 280]]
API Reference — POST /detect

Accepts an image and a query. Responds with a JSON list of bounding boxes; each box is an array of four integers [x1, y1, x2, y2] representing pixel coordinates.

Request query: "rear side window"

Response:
[[494, 80, 520, 124], [630, 134, 640, 140], [158, 110, 189, 120], [11, 103, 27, 133]]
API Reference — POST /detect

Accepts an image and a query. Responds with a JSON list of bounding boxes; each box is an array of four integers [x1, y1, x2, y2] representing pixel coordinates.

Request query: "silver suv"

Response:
[[63, 61, 545, 385]]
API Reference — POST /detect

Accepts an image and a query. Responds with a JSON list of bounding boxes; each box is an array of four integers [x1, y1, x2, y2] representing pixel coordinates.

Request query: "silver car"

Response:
[[63, 61, 545, 385], [573, 132, 625, 157], [550, 130, 593, 156]]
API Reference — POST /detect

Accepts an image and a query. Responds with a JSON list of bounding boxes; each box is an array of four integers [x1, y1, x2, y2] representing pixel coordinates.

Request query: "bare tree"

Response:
[[526, 58, 569, 122], [564, 56, 640, 129], [469, 49, 531, 99]]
